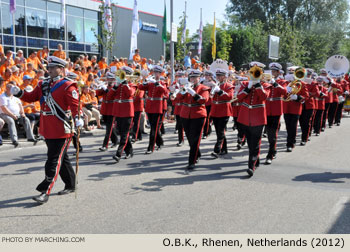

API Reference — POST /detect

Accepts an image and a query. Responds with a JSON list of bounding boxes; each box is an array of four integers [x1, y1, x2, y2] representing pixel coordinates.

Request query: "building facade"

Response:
[[0, 0, 164, 62]]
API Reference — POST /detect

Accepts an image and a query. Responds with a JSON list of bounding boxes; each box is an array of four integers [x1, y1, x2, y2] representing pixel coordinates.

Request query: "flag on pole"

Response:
[[104, 0, 113, 34], [198, 9, 203, 56], [60, 0, 66, 27], [129, 0, 140, 60], [181, 2, 187, 44], [162, 1, 167, 42], [211, 13, 216, 60], [10, 0, 16, 14]]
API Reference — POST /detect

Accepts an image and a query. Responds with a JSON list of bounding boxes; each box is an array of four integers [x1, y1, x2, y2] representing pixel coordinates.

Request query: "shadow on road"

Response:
[[293, 172, 350, 183], [0, 196, 45, 209]]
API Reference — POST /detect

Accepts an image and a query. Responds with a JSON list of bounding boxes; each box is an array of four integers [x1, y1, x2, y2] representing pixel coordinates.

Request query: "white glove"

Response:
[[248, 81, 254, 89], [344, 91, 349, 95], [101, 84, 108, 91], [290, 94, 298, 101], [10, 85, 21, 95], [328, 86, 333, 93], [169, 85, 176, 93], [286, 86, 293, 93], [339, 96, 345, 103], [178, 78, 189, 85], [213, 85, 221, 93], [186, 87, 196, 96], [270, 78, 276, 84], [75, 117, 84, 128]]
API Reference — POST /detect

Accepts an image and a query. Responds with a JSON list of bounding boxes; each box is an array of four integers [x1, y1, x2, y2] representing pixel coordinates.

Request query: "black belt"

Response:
[[242, 102, 265, 109], [182, 103, 204, 108]]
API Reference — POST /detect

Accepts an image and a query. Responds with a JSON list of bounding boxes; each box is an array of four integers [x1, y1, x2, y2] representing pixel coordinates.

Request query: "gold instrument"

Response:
[[249, 65, 263, 81], [116, 69, 126, 83], [261, 72, 273, 83], [126, 70, 141, 84], [284, 67, 305, 101]]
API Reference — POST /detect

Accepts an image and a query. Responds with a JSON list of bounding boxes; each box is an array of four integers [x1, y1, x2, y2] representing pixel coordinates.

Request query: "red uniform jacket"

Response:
[[133, 85, 145, 112], [19, 77, 79, 139], [265, 79, 287, 116], [304, 82, 320, 110], [283, 81, 309, 115], [231, 82, 241, 118], [96, 85, 115, 116], [178, 84, 209, 119], [210, 82, 234, 118], [237, 81, 270, 126], [172, 93, 183, 116], [111, 82, 135, 117], [332, 81, 343, 103], [315, 85, 328, 110], [139, 80, 168, 114]]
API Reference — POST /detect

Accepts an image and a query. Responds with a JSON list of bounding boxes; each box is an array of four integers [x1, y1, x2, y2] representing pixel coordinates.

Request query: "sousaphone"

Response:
[[325, 55, 350, 78]]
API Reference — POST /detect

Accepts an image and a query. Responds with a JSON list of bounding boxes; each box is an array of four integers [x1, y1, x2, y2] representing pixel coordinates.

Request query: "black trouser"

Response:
[[240, 124, 264, 169], [36, 138, 75, 195], [160, 111, 166, 134], [115, 117, 133, 157], [132, 111, 142, 140], [284, 113, 300, 148], [147, 113, 163, 151], [266, 115, 281, 158], [234, 117, 245, 144], [102, 115, 117, 148], [328, 102, 338, 127], [203, 105, 212, 136], [335, 102, 344, 124], [299, 109, 314, 142], [182, 117, 205, 165], [313, 110, 324, 134], [322, 103, 330, 129], [212, 116, 229, 154], [175, 115, 184, 143]]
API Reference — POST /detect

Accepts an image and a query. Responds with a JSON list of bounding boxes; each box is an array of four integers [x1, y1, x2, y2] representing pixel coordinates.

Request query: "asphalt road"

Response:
[[0, 114, 350, 234]]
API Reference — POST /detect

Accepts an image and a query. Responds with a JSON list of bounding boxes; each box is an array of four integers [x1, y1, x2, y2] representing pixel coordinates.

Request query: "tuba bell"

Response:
[[325, 55, 350, 78], [249, 65, 263, 81]]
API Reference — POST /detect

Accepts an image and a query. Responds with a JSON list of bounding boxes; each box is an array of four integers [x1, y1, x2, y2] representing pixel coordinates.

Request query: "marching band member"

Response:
[[321, 75, 333, 131], [236, 62, 270, 176], [110, 66, 136, 162], [283, 68, 309, 152], [232, 76, 246, 150], [313, 76, 328, 136], [11, 56, 81, 204], [334, 76, 349, 126], [131, 71, 146, 142], [202, 70, 215, 139], [299, 71, 319, 146], [327, 76, 342, 128], [170, 71, 185, 146], [139, 65, 168, 154], [96, 72, 118, 151], [264, 63, 287, 164], [177, 69, 209, 170], [210, 69, 233, 158]]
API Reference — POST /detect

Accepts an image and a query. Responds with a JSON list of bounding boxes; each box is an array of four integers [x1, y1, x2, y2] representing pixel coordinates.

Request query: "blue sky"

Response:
[[111, 0, 229, 36]]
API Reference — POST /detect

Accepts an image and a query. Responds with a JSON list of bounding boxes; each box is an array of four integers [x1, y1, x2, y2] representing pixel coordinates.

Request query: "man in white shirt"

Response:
[[0, 81, 36, 147]]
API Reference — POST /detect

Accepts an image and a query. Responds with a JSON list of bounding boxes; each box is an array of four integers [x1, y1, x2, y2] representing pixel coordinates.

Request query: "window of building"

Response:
[[47, 2, 61, 13], [2, 4, 12, 34], [67, 6, 83, 17], [67, 16, 84, 42], [48, 12, 64, 40], [85, 19, 98, 44], [26, 8, 47, 38], [26, 0, 46, 10], [15, 6, 26, 36], [84, 10, 98, 20]]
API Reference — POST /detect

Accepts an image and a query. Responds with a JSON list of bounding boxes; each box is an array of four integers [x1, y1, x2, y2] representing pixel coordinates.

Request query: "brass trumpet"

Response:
[[249, 65, 263, 81], [284, 67, 305, 101]]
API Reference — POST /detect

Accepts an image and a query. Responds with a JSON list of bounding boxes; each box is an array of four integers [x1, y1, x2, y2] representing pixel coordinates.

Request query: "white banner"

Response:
[[129, 0, 139, 60]]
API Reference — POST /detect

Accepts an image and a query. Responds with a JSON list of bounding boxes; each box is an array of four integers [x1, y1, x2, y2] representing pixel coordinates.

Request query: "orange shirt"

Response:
[[91, 96, 98, 107], [32, 78, 40, 88], [141, 63, 148, 70], [23, 70, 36, 79], [33, 101, 40, 113], [10, 74, 22, 86], [109, 61, 118, 67], [22, 101, 33, 114], [37, 50, 48, 61], [0, 84, 5, 94], [0, 65, 8, 77], [27, 57, 41, 70], [83, 59, 91, 68], [81, 93, 92, 106], [53, 50, 66, 60], [133, 54, 141, 63], [98, 61, 108, 70], [0, 44, 3, 54]]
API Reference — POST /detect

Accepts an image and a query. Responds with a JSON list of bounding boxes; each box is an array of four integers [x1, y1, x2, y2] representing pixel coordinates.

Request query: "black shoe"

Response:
[[176, 141, 184, 147], [130, 138, 136, 143], [300, 141, 306, 146], [145, 150, 153, 155], [265, 158, 272, 165], [247, 168, 255, 177], [57, 188, 75, 195], [156, 145, 162, 151], [336, 123, 340, 126], [202, 135, 207, 139], [28, 139, 38, 145], [125, 153, 134, 159], [321, 128, 325, 132], [219, 150, 228, 155], [141, 131, 148, 135], [237, 144, 242, 150], [110, 143, 117, 148], [186, 164, 195, 171], [329, 125, 332, 128], [36, 136, 45, 141], [32, 193, 49, 204], [174, 130, 178, 134], [99, 146, 107, 151], [211, 152, 219, 159], [112, 155, 121, 163], [262, 133, 267, 138], [315, 133, 320, 136], [287, 147, 293, 152], [13, 141, 19, 148], [242, 140, 246, 146]]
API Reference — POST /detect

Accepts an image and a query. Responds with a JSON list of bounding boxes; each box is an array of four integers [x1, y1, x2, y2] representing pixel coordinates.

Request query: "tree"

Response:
[[92, 2, 116, 61]]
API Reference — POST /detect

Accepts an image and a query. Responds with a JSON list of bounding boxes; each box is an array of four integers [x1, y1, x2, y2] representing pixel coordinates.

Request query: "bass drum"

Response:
[[343, 96, 350, 112]]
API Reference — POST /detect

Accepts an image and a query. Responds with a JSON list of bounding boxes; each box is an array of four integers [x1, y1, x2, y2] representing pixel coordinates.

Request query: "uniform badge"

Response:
[[72, 90, 78, 99]]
